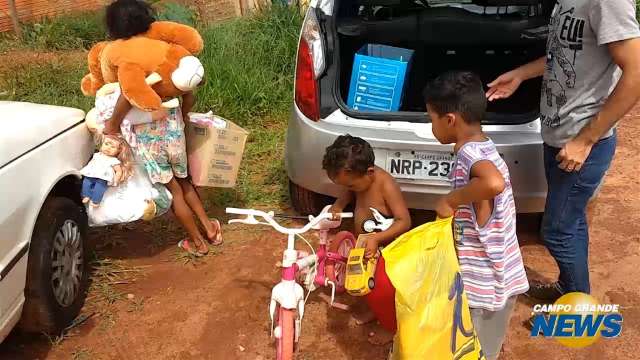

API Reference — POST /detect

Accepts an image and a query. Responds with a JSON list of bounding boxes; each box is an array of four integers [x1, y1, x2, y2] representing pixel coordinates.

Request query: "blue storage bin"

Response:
[[347, 44, 414, 112]]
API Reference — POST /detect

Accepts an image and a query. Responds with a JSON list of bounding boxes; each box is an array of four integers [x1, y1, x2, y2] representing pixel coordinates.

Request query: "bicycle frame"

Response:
[[226, 207, 353, 347]]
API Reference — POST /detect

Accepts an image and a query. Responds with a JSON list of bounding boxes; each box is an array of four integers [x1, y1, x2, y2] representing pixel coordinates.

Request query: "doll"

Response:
[[81, 135, 134, 207]]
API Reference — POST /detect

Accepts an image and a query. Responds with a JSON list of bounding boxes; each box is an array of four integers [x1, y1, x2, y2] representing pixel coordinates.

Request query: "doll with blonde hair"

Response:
[[81, 134, 134, 207]]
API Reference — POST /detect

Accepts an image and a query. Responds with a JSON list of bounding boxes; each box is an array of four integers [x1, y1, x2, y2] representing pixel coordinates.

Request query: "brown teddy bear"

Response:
[[81, 21, 204, 112]]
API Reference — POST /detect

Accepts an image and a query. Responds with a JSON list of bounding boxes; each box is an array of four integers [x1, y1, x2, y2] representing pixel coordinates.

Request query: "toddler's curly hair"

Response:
[[322, 134, 375, 177]]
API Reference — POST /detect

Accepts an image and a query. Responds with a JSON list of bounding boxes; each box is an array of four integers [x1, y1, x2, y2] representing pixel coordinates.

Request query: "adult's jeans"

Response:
[[542, 133, 616, 294]]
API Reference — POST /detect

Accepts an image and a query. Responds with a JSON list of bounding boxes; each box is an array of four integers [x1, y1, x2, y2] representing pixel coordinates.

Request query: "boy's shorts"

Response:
[[133, 108, 188, 184]]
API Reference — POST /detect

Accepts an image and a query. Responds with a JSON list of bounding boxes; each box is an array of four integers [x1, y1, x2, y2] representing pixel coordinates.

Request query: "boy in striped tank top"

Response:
[[424, 71, 529, 360]]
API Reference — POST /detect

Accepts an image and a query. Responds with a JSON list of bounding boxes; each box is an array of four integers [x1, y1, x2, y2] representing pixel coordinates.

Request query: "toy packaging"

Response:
[[345, 233, 378, 296], [382, 217, 485, 359], [185, 113, 249, 188], [347, 44, 414, 112]]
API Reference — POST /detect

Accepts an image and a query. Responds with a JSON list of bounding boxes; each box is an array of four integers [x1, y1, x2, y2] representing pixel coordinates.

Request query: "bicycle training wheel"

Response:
[[326, 231, 356, 293], [275, 305, 295, 360]]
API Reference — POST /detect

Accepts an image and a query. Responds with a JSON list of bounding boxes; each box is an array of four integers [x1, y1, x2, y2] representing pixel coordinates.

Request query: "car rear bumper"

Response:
[[286, 105, 547, 213]]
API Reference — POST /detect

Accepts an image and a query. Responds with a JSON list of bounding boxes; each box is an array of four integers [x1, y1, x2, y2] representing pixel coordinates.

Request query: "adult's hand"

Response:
[[486, 57, 546, 101], [556, 136, 594, 173], [486, 70, 523, 101]]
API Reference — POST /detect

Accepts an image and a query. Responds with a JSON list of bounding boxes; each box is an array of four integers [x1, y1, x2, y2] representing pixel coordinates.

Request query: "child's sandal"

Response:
[[207, 219, 223, 246], [178, 239, 205, 257]]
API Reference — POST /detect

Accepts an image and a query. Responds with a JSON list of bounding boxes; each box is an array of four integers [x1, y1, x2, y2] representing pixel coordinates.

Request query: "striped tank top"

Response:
[[452, 139, 529, 311]]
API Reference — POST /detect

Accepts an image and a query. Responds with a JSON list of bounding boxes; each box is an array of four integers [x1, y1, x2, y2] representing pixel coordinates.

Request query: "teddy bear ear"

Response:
[[145, 21, 204, 55]]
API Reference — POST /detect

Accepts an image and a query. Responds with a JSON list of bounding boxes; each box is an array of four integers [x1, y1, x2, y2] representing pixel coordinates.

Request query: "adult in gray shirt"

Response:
[[487, 0, 640, 300]]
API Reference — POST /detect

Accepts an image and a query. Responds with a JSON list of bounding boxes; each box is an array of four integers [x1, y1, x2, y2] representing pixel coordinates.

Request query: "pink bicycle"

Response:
[[226, 206, 355, 360]]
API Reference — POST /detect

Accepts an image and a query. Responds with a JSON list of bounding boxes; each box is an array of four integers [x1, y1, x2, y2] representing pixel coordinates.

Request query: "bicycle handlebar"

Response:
[[226, 207, 353, 235]]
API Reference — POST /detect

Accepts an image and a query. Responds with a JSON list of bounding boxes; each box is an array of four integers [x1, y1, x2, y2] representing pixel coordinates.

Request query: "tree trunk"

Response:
[[6, 0, 22, 38]]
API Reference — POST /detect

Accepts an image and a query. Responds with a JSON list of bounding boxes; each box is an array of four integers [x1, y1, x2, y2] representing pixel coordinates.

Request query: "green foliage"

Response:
[[0, 55, 93, 110], [196, 5, 302, 126], [155, 2, 198, 27], [20, 11, 106, 50]]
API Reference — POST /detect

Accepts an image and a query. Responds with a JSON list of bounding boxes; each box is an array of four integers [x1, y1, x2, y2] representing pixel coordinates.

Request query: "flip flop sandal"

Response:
[[178, 239, 206, 257], [207, 219, 223, 246]]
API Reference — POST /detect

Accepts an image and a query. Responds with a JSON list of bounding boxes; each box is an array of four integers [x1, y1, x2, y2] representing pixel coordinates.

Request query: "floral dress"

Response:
[[132, 107, 188, 184]]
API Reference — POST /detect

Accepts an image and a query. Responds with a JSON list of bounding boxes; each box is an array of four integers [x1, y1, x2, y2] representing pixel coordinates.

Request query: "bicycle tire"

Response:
[[275, 305, 295, 360]]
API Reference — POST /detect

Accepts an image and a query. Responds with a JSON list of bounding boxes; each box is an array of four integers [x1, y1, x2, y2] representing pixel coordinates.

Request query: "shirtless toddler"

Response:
[[322, 135, 411, 335]]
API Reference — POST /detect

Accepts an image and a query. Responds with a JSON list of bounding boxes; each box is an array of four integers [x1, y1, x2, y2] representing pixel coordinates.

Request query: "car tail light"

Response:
[[295, 10, 325, 122]]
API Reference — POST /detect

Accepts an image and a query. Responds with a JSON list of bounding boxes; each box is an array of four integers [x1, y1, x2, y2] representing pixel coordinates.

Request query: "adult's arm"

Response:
[[556, 0, 640, 172], [486, 57, 546, 101]]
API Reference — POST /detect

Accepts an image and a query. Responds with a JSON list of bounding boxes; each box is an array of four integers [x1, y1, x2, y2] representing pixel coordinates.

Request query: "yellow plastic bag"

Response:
[[382, 217, 485, 360]]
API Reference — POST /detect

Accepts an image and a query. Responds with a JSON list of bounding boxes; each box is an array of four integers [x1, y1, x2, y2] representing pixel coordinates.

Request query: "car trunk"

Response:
[[333, 1, 552, 123]]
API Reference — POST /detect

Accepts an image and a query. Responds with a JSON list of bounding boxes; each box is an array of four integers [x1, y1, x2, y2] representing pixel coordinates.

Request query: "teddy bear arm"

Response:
[[118, 63, 162, 112], [146, 21, 204, 55]]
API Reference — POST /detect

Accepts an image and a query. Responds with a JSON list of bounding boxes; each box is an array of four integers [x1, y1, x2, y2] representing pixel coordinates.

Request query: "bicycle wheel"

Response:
[[326, 231, 356, 293], [275, 305, 295, 360]]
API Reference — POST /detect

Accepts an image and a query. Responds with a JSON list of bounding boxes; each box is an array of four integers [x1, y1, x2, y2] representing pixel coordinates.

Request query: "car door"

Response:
[[0, 155, 32, 329]]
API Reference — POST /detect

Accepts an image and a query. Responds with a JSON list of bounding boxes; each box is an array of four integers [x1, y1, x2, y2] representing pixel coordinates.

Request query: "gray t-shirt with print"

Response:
[[540, 0, 640, 148]]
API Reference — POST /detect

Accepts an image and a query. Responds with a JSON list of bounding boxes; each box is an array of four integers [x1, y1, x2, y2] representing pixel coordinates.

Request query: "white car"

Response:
[[0, 102, 93, 342]]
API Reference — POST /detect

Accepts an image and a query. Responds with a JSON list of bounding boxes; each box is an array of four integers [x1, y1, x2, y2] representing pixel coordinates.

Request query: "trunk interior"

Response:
[[334, 2, 552, 122]]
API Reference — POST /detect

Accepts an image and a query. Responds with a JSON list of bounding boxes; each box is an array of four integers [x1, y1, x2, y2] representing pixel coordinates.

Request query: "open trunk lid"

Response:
[[325, 0, 552, 123]]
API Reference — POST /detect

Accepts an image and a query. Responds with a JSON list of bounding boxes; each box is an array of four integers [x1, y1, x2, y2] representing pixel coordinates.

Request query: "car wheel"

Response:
[[288, 180, 332, 216], [19, 197, 89, 334]]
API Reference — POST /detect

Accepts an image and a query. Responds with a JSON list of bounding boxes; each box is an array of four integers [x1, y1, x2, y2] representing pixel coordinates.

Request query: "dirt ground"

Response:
[[1, 109, 639, 360]]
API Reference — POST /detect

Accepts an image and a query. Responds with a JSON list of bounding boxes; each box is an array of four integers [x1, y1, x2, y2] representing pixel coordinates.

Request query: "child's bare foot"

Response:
[[90, 202, 100, 208], [204, 219, 223, 246], [367, 326, 395, 346], [82, 197, 90, 204], [351, 310, 377, 326]]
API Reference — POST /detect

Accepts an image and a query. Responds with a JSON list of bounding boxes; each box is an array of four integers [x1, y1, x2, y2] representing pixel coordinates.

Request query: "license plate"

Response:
[[386, 150, 455, 181]]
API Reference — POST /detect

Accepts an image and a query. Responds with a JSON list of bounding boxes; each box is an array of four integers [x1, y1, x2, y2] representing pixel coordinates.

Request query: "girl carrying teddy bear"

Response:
[[95, 0, 221, 256]]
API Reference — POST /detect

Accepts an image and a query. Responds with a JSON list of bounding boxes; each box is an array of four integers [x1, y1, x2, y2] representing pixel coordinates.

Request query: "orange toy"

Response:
[[80, 21, 204, 111]]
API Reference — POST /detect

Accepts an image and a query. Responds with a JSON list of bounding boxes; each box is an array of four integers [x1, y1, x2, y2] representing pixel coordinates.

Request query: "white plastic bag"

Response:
[[87, 163, 172, 227]]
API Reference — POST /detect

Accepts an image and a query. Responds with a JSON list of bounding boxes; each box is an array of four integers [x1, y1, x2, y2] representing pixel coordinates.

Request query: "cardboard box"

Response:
[[185, 114, 249, 188], [347, 44, 414, 112]]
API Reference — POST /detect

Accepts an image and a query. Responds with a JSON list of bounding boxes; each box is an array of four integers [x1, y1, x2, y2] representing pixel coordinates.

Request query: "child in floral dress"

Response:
[[103, 0, 221, 256]]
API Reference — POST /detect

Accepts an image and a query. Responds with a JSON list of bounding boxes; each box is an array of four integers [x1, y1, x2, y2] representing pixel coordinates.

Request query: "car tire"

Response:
[[19, 196, 89, 334], [289, 180, 332, 216]]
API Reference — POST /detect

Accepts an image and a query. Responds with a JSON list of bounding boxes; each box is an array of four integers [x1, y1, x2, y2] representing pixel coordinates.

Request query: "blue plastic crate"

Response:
[[347, 44, 414, 112]]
